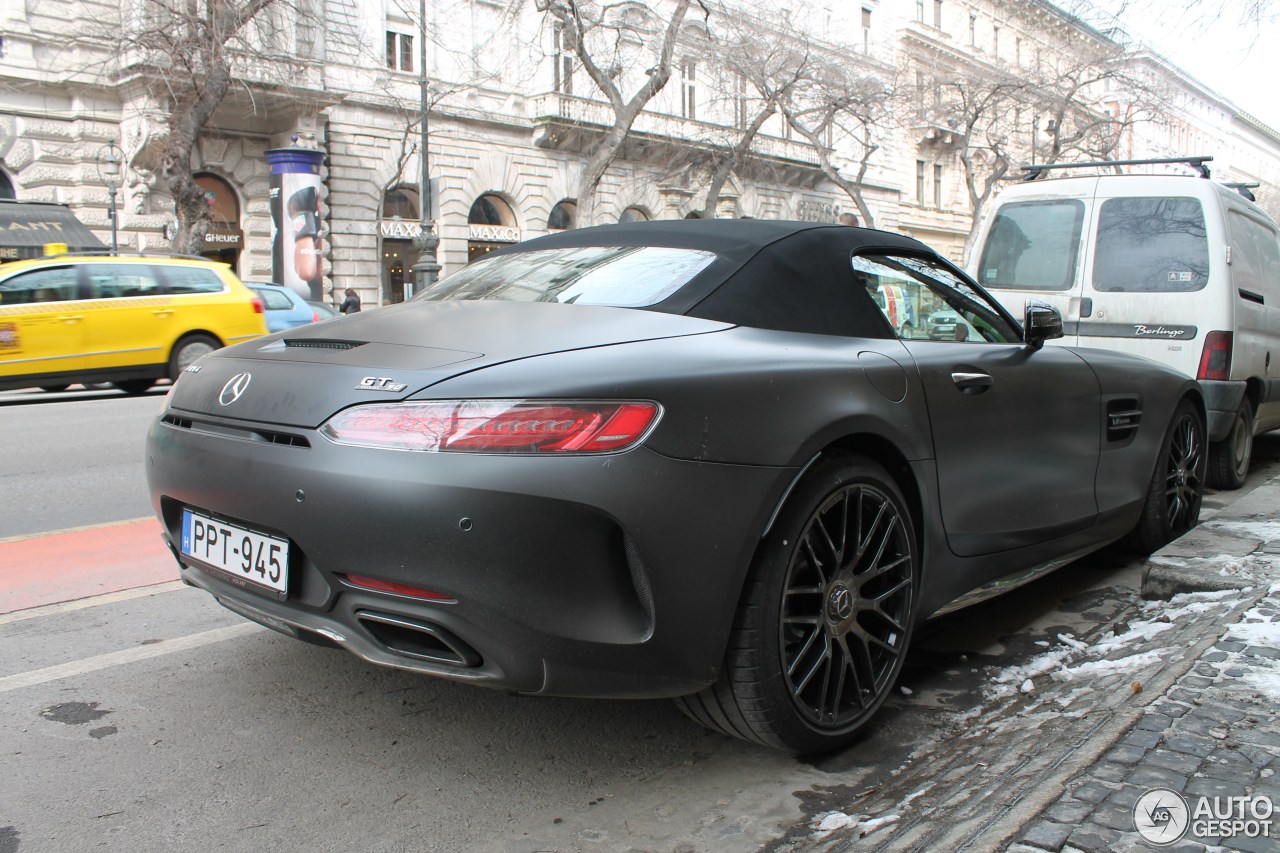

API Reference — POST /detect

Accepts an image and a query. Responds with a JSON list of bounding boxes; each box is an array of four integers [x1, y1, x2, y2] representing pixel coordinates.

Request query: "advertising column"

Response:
[[266, 148, 325, 301]]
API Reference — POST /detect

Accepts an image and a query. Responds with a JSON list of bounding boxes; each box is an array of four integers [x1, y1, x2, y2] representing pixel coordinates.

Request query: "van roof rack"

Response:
[[1021, 156, 1213, 182], [1223, 182, 1260, 201]]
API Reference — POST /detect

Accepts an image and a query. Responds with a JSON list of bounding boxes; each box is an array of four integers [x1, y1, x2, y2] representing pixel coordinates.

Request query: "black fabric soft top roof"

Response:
[[492, 219, 936, 339]]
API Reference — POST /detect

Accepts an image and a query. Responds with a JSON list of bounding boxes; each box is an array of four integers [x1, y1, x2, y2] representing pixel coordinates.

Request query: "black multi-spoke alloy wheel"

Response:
[[1207, 397, 1253, 491], [675, 453, 917, 753], [1127, 399, 1206, 554]]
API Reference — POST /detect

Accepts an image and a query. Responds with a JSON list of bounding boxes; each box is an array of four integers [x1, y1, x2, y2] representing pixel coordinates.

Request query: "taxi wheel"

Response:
[[168, 334, 220, 380], [113, 379, 154, 395]]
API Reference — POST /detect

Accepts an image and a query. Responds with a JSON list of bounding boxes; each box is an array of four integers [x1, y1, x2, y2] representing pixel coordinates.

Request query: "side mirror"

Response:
[[1024, 300, 1064, 351]]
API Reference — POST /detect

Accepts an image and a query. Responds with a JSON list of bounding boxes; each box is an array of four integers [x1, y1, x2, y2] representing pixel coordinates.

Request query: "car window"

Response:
[[1092, 197, 1208, 293], [164, 266, 227, 294], [412, 246, 717, 307], [1226, 210, 1280, 296], [978, 199, 1084, 292], [852, 253, 1019, 344], [85, 263, 163, 299], [0, 266, 80, 304], [254, 288, 296, 311]]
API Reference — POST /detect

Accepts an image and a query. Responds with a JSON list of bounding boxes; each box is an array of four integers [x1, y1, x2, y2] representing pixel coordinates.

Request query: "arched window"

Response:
[[619, 206, 650, 223], [0, 171, 14, 200], [383, 187, 420, 220], [548, 200, 576, 231], [194, 173, 239, 225], [684, 210, 703, 219], [469, 194, 516, 226]]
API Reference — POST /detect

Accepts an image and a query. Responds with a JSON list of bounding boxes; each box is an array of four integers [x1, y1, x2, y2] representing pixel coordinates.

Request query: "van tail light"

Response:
[[1197, 331, 1233, 381], [251, 297, 264, 314], [320, 400, 661, 454], [311, 311, 320, 323]]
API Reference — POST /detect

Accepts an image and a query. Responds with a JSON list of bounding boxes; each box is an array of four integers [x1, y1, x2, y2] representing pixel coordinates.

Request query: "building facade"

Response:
[[2, 0, 1278, 308]]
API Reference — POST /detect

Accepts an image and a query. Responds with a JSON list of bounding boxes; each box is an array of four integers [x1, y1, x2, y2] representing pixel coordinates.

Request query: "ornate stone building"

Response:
[[1, 0, 1277, 307]]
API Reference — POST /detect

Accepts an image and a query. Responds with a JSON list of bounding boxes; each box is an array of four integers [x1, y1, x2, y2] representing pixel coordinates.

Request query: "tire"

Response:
[[674, 453, 918, 753], [1126, 399, 1206, 555], [113, 379, 154, 395], [39, 385, 70, 393], [899, 321, 914, 339], [168, 334, 220, 380], [1207, 398, 1254, 491]]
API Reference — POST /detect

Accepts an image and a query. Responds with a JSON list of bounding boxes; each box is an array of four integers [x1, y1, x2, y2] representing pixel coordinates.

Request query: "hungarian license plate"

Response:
[[181, 509, 289, 596]]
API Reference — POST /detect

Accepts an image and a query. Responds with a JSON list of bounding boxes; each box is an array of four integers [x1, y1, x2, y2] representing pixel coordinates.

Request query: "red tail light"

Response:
[[251, 297, 265, 314], [320, 400, 661, 454], [342, 573, 454, 601], [311, 311, 320, 323], [1197, 331, 1233, 381]]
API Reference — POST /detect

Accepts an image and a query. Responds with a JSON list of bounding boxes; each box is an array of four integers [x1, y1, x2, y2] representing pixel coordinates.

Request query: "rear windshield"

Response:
[[1093, 197, 1208, 293], [977, 199, 1084, 292], [412, 246, 716, 308]]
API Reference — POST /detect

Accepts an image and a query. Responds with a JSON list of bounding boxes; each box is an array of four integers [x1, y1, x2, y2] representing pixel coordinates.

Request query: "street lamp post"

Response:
[[95, 142, 122, 254], [409, 0, 440, 295]]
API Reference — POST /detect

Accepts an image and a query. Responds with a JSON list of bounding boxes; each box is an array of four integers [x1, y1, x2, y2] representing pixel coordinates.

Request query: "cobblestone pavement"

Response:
[[770, 483, 1280, 853]]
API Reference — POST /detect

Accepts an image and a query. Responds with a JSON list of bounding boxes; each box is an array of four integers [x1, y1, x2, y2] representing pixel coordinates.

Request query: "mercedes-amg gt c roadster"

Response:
[[146, 220, 1205, 752]]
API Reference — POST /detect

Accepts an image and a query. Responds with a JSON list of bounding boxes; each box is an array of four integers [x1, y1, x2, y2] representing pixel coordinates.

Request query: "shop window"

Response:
[[619, 207, 650, 223], [469, 194, 515, 226], [383, 187, 420, 220], [0, 171, 13, 200]]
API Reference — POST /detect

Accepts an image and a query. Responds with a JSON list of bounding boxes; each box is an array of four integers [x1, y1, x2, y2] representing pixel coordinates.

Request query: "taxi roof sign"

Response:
[[43, 242, 69, 256]]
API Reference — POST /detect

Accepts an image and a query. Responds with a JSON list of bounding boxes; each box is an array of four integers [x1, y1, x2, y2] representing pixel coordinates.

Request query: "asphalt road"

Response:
[[3, 391, 1279, 852], [0, 386, 168, 539]]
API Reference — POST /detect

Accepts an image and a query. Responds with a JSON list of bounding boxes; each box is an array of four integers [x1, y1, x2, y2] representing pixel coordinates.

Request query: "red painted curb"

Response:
[[0, 518, 178, 614]]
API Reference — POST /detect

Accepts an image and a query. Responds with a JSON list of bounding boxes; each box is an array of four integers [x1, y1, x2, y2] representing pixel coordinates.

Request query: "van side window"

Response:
[[1093, 197, 1208, 293], [978, 200, 1084, 292], [163, 266, 226, 294], [253, 287, 294, 310], [0, 267, 79, 304], [86, 264, 162, 298], [1226, 210, 1280, 298]]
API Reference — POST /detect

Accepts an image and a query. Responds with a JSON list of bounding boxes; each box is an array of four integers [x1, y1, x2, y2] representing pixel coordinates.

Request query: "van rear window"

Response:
[[978, 200, 1084, 292], [1093, 197, 1208, 293]]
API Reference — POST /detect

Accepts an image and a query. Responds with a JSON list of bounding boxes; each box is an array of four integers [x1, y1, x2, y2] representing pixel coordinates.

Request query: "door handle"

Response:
[[151, 309, 174, 317], [951, 371, 994, 394], [59, 315, 84, 323]]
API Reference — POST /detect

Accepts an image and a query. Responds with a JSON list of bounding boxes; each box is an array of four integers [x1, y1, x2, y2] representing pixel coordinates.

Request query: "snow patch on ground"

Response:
[[811, 811, 900, 837]]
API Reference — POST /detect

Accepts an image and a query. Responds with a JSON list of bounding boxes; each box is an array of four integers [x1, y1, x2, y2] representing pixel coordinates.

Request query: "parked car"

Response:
[[926, 308, 962, 340], [308, 300, 339, 320], [969, 156, 1280, 489], [146, 220, 1205, 753], [245, 281, 320, 332], [0, 253, 268, 394]]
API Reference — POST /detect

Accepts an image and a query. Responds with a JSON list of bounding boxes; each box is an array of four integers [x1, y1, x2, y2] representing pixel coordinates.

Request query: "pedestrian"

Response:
[[340, 288, 361, 314], [837, 212, 858, 226]]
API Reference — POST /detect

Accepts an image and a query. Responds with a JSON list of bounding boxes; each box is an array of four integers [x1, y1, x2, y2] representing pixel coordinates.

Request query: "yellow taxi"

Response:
[[0, 253, 269, 394]]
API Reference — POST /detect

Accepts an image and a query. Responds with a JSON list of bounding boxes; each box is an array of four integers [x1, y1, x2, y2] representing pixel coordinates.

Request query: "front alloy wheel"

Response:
[[1127, 399, 1206, 554], [674, 453, 917, 753]]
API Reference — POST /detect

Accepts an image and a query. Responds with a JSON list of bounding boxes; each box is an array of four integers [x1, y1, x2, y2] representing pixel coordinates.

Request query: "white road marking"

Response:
[[0, 622, 264, 694], [0, 581, 187, 626]]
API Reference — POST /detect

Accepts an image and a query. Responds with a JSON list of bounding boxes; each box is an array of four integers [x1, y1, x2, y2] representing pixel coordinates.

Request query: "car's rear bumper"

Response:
[[1199, 379, 1246, 441], [146, 411, 792, 698]]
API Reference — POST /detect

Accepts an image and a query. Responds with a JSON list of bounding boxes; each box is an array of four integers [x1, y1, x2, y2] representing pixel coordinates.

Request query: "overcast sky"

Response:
[[1081, 0, 1280, 131]]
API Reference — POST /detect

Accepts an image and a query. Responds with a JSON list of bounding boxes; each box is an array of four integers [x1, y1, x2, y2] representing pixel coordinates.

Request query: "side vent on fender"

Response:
[[1106, 398, 1142, 443]]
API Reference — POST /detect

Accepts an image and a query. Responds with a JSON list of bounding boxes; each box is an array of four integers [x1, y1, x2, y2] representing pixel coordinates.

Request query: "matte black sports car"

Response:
[[146, 220, 1205, 753]]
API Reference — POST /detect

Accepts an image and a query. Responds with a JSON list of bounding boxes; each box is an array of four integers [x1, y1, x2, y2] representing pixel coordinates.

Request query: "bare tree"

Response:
[[1030, 46, 1160, 166], [780, 58, 897, 228], [115, 0, 322, 253], [690, 13, 814, 218], [534, 0, 697, 225]]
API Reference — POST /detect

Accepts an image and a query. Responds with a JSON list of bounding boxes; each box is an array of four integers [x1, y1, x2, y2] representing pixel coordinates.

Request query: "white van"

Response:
[[969, 156, 1280, 489]]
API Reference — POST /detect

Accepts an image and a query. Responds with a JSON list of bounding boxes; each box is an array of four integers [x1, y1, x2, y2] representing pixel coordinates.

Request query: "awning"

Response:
[[0, 200, 106, 262]]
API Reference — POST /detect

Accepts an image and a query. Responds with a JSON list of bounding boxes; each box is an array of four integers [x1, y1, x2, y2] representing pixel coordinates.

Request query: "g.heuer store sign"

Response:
[[203, 226, 243, 249]]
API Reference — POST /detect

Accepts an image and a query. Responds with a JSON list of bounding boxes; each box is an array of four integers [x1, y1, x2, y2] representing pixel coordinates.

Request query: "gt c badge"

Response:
[[356, 377, 408, 392], [219, 372, 252, 406]]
